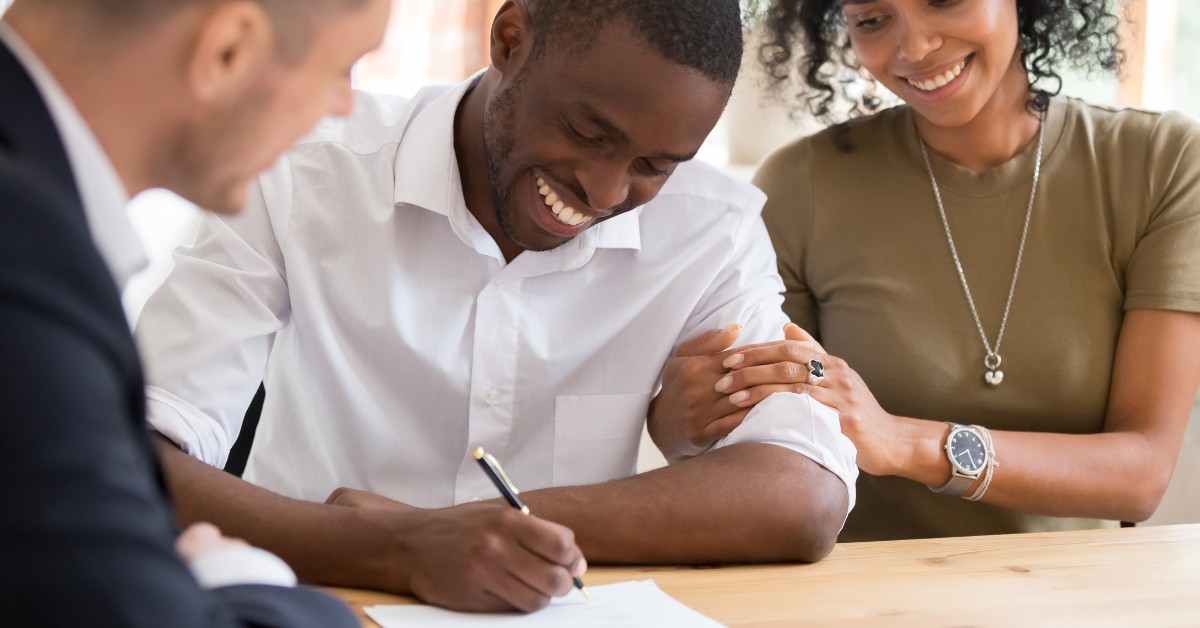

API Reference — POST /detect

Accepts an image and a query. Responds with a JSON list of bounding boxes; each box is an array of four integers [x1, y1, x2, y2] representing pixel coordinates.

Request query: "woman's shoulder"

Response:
[[755, 106, 911, 187], [1058, 97, 1200, 208], [1059, 97, 1200, 151], [784, 106, 910, 155]]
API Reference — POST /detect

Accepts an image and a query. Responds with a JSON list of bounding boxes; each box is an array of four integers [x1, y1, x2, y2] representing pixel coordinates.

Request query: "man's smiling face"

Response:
[[480, 18, 732, 254]]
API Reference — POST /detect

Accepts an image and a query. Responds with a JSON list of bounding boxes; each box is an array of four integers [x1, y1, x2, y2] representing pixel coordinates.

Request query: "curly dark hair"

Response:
[[759, 0, 1125, 122]]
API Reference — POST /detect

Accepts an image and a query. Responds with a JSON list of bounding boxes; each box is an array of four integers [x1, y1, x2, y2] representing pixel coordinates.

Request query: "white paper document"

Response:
[[364, 579, 723, 627]]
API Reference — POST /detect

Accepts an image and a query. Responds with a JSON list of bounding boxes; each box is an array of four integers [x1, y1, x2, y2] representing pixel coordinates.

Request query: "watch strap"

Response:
[[929, 472, 977, 495], [964, 424, 998, 501]]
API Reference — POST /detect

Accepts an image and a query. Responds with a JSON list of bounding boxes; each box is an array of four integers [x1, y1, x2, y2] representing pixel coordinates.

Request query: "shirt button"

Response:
[[485, 387, 500, 405]]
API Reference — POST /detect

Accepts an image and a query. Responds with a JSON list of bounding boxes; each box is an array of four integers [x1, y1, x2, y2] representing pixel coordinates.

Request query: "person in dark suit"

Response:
[[0, 0, 392, 625]]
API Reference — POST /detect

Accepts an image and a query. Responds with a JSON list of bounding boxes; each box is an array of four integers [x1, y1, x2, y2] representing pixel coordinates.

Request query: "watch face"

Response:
[[948, 429, 987, 474]]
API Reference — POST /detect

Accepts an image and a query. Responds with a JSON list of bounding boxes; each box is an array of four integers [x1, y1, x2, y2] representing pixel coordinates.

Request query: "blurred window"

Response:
[[1172, 4, 1200, 120]]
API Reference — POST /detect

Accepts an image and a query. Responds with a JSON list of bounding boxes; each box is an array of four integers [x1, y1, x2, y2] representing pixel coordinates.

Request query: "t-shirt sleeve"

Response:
[[755, 138, 821, 336], [1124, 111, 1200, 313]]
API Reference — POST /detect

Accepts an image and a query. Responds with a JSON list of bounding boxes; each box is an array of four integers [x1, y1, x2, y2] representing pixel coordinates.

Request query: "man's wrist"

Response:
[[369, 506, 430, 596], [299, 503, 422, 595]]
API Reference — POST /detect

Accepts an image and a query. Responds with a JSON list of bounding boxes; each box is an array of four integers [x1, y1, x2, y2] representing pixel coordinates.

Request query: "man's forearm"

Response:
[[521, 443, 848, 564], [153, 435, 406, 591], [154, 435, 590, 611]]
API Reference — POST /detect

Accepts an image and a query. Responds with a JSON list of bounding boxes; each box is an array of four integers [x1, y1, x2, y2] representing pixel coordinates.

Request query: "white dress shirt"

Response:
[[138, 78, 858, 513], [0, 22, 294, 589]]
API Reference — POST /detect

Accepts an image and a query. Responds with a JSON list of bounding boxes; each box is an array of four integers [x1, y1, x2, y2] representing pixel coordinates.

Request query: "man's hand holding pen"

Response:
[[323, 487, 586, 612], [472, 447, 591, 599]]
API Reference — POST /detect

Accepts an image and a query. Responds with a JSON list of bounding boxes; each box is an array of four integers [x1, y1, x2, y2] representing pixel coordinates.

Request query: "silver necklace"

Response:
[[917, 113, 1045, 388]]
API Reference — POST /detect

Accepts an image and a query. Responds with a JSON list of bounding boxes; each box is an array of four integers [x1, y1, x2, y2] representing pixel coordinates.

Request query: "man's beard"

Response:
[[481, 70, 564, 253]]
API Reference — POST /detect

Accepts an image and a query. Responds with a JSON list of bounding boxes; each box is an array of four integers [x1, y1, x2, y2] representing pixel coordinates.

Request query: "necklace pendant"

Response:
[[983, 354, 1004, 388]]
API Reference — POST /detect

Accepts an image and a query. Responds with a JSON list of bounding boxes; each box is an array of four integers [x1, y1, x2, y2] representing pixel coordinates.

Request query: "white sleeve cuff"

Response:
[[714, 393, 858, 515], [187, 546, 298, 590], [146, 386, 231, 468]]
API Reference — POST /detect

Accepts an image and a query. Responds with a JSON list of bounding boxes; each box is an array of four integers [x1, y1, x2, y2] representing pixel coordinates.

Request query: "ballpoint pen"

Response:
[[471, 447, 592, 601]]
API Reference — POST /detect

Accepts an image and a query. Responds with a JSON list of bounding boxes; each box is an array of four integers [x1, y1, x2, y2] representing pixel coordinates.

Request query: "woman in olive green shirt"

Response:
[[648, 0, 1200, 540]]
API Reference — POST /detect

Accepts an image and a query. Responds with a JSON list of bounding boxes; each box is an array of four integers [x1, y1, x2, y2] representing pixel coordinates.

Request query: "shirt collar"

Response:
[[391, 72, 641, 254], [0, 22, 146, 291], [592, 210, 641, 251]]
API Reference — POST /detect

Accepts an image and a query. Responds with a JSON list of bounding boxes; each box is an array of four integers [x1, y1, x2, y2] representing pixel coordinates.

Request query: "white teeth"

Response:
[[558, 206, 589, 227], [907, 58, 966, 92], [536, 174, 589, 227]]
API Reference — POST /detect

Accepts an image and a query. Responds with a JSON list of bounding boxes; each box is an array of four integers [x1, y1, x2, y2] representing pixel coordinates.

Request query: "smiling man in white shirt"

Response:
[[138, 0, 859, 611]]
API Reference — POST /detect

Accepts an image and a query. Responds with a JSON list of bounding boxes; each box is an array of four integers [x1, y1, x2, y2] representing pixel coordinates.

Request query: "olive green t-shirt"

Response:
[[755, 97, 1200, 541]]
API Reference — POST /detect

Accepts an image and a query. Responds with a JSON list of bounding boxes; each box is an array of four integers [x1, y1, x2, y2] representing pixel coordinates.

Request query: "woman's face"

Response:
[[842, 0, 1024, 129]]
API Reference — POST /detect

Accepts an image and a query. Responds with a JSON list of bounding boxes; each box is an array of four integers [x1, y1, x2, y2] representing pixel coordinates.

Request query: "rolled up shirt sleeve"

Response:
[[137, 159, 294, 468], [146, 386, 235, 468], [714, 393, 858, 516]]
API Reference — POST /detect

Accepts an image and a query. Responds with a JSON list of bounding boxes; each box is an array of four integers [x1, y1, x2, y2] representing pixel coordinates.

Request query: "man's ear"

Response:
[[187, 1, 274, 103], [489, 0, 533, 76]]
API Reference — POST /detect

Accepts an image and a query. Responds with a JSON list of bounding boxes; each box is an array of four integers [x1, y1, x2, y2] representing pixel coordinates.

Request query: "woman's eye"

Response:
[[853, 15, 888, 31]]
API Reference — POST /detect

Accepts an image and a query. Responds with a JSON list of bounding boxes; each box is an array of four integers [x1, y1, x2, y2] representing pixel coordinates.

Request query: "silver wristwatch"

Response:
[[928, 423, 990, 497]]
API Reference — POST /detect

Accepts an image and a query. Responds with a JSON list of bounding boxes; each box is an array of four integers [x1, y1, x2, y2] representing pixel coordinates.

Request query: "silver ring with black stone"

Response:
[[806, 358, 825, 386]]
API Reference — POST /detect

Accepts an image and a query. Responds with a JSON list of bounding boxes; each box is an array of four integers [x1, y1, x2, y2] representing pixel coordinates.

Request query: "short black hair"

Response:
[[526, 0, 745, 85], [759, 0, 1124, 122]]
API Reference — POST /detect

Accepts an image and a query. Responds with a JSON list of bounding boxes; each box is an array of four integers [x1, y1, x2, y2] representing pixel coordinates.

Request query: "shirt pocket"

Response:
[[553, 393, 652, 487]]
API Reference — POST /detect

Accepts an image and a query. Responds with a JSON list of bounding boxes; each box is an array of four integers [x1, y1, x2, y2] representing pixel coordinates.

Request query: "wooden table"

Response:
[[328, 524, 1200, 626]]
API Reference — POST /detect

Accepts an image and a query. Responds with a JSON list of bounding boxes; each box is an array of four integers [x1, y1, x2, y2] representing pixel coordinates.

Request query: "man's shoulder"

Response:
[[622, 160, 770, 256], [0, 155, 88, 248], [652, 159, 765, 217], [290, 84, 459, 155], [0, 156, 128, 350]]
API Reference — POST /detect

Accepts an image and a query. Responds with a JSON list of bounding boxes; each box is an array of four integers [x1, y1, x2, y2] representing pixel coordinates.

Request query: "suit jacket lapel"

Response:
[[0, 37, 165, 500], [0, 38, 82, 205]]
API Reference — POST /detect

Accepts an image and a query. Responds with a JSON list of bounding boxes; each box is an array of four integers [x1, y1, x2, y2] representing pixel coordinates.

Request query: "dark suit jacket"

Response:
[[0, 37, 356, 627]]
